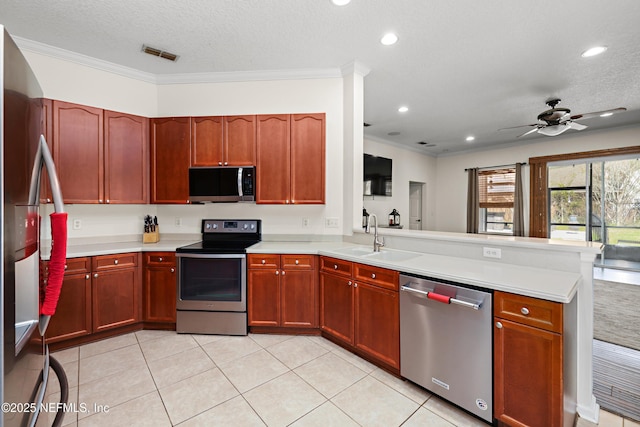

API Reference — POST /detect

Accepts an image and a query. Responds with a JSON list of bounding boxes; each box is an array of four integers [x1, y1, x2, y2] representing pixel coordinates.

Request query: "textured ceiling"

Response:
[[2, 0, 640, 155]]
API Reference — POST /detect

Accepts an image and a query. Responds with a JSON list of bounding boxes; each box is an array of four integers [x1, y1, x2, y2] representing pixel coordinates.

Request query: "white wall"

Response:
[[434, 125, 640, 233], [362, 138, 437, 230], [25, 49, 349, 239]]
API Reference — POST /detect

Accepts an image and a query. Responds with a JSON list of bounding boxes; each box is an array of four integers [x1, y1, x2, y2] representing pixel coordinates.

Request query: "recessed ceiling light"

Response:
[[581, 46, 607, 58], [600, 112, 614, 117], [380, 33, 398, 46], [331, 0, 351, 5], [466, 136, 475, 142], [398, 106, 409, 113]]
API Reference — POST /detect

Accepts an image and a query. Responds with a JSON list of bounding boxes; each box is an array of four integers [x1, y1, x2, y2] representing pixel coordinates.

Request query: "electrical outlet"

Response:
[[482, 247, 502, 259], [72, 219, 82, 230], [325, 217, 340, 228], [175, 217, 182, 227], [302, 218, 310, 228]]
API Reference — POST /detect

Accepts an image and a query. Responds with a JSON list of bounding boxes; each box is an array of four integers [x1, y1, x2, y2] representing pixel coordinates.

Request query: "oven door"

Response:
[[176, 253, 246, 312]]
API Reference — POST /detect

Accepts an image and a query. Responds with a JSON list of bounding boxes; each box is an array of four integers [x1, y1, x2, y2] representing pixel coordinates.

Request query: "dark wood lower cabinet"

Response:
[[248, 254, 318, 329], [143, 252, 177, 324], [44, 266, 92, 343], [320, 257, 400, 371], [92, 267, 140, 332], [494, 291, 564, 427]]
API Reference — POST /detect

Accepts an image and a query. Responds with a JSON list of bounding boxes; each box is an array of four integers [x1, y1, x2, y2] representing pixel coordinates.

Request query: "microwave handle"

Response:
[[237, 167, 243, 197]]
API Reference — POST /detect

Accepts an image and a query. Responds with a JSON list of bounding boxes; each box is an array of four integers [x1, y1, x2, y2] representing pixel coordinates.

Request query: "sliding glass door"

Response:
[[548, 157, 640, 271]]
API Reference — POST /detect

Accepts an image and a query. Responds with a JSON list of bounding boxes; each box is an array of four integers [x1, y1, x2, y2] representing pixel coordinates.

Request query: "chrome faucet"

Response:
[[367, 214, 385, 252]]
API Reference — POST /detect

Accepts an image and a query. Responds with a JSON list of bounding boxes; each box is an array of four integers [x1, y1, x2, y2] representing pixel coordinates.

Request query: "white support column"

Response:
[[576, 251, 600, 423]]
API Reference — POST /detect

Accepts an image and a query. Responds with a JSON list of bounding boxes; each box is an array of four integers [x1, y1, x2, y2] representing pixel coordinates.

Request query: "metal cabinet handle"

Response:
[[85, 274, 90, 280], [354, 283, 358, 288], [371, 273, 376, 279], [295, 259, 299, 265], [99, 199, 103, 203], [106, 199, 110, 204], [170, 268, 175, 273], [291, 200, 295, 204], [64, 264, 68, 270], [334, 264, 338, 270], [286, 200, 290, 204], [159, 257, 163, 262], [218, 162, 222, 166], [496, 321, 503, 329], [46, 198, 51, 203], [521, 307, 530, 316], [276, 270, 279, 275], [281, 270, 285, 275], [348, 281, 352, 286], [93, 273, 98, 278], [224, 162, 228, 166], [262, 259, 266, 264], [114, 259, 118, 265]]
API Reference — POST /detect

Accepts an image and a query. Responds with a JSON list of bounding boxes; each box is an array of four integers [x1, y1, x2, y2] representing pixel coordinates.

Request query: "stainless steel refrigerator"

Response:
[[1, 26, 68, 427]]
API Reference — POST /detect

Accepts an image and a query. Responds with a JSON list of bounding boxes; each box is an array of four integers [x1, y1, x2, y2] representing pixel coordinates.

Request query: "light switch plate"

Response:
[[325, 217, 340, 228]]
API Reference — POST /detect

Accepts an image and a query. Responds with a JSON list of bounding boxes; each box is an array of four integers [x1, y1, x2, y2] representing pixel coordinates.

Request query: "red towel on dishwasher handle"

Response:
[[41, 212, 68, 316]]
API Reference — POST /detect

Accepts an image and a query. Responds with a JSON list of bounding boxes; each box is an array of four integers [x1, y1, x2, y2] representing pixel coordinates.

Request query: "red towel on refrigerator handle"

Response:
[[41, 212, 68, 316]]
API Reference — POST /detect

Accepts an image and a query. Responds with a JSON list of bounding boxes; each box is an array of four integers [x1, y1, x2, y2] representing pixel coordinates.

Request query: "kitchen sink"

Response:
[[361, 250, 421, 262], [330, 246, 421, 262]]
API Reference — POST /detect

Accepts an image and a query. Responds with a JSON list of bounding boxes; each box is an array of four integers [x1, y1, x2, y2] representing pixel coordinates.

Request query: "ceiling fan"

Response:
[[501, 99, 627, 137]]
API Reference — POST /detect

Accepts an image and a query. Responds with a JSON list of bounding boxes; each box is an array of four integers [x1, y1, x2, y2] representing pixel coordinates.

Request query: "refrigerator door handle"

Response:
[[28, 135, 67, 336]]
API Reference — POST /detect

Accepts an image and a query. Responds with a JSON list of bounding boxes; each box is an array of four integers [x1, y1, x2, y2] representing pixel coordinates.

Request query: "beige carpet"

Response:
[[593, 279, 640, 352]]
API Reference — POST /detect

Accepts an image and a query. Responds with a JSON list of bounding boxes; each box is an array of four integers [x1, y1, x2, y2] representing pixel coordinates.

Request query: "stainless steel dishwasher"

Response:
[[400, 274, 493, 423]]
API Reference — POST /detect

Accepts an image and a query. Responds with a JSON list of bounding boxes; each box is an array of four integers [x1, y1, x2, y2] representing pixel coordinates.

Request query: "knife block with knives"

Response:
[[143, 215, 160, 243]]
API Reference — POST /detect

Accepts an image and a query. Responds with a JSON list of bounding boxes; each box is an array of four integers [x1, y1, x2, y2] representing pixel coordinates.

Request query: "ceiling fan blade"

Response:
[[569, 121, 587, 131], [498, 123, 537, 131], [518, 127, 540, 137], [570, 107, 627, 121]]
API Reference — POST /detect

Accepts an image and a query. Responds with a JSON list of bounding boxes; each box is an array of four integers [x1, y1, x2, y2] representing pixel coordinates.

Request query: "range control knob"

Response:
[[243, 224, 248, 230], [213, 223, 218, 229]]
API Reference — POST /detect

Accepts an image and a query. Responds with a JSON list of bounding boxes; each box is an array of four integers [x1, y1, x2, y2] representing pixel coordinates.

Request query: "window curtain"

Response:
[[513, 163, 525, 236], [466, 168, 479, 233]]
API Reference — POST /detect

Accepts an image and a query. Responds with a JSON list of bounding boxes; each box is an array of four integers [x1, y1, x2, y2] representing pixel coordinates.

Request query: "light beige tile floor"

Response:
[[38, 331, 636, 427]]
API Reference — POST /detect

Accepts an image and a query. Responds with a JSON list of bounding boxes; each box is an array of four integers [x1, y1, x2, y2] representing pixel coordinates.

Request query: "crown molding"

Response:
[[14, 36, 158, 84], [341, 61, 371, 77], [14, 36, 344, 85]]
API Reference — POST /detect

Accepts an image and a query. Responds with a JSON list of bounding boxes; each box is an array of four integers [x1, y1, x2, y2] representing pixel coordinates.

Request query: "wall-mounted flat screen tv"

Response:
[[363, 153, 392, 196]]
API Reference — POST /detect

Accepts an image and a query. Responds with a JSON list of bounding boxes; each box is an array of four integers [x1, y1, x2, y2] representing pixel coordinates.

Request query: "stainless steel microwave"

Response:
[[188, 166, 255, 202]]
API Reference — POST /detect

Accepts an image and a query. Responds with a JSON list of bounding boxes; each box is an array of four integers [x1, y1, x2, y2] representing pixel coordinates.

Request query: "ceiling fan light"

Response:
[[331, 0, 351, 5], [466, 136, 475, 142], [581, 46, 607, 58], [538, 123, 571, 137], [600, 112, 614, 117]]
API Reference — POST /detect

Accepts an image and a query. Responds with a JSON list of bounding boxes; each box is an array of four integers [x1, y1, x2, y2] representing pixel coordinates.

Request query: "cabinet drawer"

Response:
[[320, 257, 352, 277], [248, 254, 280, 269], [93, 252, 139, 270], [145, 252, 176, 266], [63, 257, 90, 275], [494, 291, 562, 333], [282, 254, 315, 270], [353, 263, 398, 291]]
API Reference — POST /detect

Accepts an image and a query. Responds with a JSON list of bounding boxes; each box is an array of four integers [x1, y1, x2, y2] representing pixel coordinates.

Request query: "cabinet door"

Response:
[[256, 114, 290, 204], [45, 272, 92, 343], [191, 116, 224, 166], [104, 110, 149, 204], [281, 269, 317, 328], [248, 269, 280, 326], [53, 101, 104, 203], [40, 98, 53, 204], [92, 268, 141, 332], [494, 318, 563, 427], [290, 113, 325, 204], [354, 282, 399, 369], [320, 272, 353, 344], [224, 115, 256, 166], [150, 117, 191, 204], [143, 265, 177, 323]]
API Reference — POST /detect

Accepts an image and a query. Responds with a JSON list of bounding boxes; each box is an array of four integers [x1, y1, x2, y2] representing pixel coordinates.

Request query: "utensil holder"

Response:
[[143, 227, 159, 243]]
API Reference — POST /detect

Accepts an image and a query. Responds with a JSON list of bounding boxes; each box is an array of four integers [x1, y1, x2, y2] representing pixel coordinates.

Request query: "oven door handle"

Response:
[[237, 167, 243, 197]]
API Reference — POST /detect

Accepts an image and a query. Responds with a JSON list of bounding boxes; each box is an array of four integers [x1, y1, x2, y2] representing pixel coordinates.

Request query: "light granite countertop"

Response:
[[43, 237, 581, 304]]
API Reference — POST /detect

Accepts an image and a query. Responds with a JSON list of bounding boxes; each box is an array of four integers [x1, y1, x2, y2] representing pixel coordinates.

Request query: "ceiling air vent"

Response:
[[417, 141, 436, 147], [142, 45, 179, 62], [363, 123, 372, 127]]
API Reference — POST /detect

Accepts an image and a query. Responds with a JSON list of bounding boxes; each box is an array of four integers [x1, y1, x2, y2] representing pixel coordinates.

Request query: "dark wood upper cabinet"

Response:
[[256, 113, 325, 205], [191, 116, 224, 166], [224, 115, 256, 166], [256, 114, 290, 204], [53, 100, 104, 204], [104, 110, 149, 204], [291, 113, 325, 204], [150, 117, 191, 204]]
